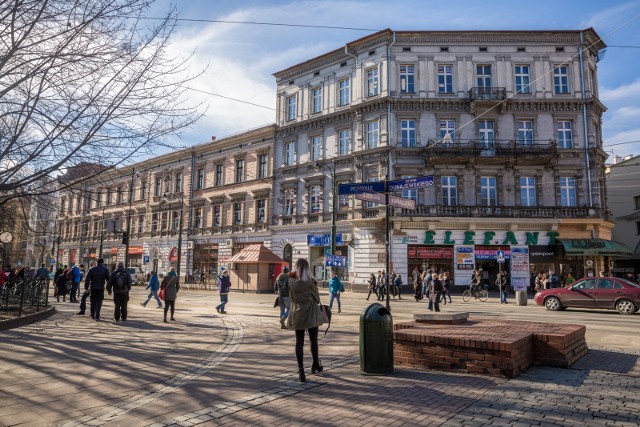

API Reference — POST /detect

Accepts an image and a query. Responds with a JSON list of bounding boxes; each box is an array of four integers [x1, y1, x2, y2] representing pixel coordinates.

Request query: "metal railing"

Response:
[[469, 87, 506, 101], [0, 278, 50, 318]]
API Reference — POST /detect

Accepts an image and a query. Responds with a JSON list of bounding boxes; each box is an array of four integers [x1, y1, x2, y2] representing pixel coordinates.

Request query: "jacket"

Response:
[[72, 265, 82, 283], [107, 268, 132, 294], [217, 274, 231, 294], [287, 276, 323, 331], [161, 274, 179, 300], [85, 264, 110, 291], [146, 275, 160, 291], [36, 267, 49, 279], [328, 276, 343, 293], [275, 272, 289, 297]]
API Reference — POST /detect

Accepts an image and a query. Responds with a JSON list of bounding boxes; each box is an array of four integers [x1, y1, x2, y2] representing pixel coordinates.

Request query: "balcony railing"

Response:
[[468, 87, 506, 101], [427, 139, 557, 159], [395, 205, 602, 219]]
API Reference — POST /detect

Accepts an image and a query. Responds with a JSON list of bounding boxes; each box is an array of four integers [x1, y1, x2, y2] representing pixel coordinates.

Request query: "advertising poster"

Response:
[[510, 245, 530, 291], [454, 245, 475, 286]]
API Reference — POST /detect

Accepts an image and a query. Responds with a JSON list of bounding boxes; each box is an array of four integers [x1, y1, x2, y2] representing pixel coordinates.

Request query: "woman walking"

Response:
[[161, 269, 179, 322], [328, 272, 343, 313], [55, 267, 68, 302], [141, 271, 162, 308], [366, 273, 377, 301], [288, 258, 324, 383], [439, 272, 452, 304]]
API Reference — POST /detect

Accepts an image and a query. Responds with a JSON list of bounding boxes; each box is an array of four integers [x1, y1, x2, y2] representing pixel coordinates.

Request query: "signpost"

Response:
[[325, 255, 347, 267]]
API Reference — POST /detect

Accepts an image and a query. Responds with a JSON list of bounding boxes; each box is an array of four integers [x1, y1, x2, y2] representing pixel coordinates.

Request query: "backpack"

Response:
[[112, 270, 128, 292], [277, 274, 289, 296]]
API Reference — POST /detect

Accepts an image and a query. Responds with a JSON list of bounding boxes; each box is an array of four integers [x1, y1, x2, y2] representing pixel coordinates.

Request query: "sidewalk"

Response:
[[1, 288, 639, 426]]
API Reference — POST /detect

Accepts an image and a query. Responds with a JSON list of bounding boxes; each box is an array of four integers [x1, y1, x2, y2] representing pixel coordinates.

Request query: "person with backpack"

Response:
[[84, 258, 109, 320], [161, 268, 180, 322], [275, 266, 291, 328], [107, 262, 132, 322], [328, 272, 344, 313]]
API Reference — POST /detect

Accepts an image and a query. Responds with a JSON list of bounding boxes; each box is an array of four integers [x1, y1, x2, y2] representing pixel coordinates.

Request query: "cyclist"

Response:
[[469, 270, 481, 297]]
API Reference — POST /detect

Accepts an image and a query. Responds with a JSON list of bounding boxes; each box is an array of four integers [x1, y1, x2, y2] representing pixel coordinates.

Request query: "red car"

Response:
[[534, 277, 640, 315]]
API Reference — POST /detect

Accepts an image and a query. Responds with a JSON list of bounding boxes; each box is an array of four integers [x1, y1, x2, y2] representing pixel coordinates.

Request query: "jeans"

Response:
[[279, 296, 291, 319], [90, 289, 104, 319], [329, 292, 341, 312], [295, 327, 319, 370], [113, 292, 129, 320], [366, 287, 377, 300], [143, 289, 163, 307], [70, 282, 80, 301], [217, 293, 228, 311], [501, 288, 508, 303], [427, 292, 440, 312], [439, 288, 452, 303], [79, 289, 90, 313]]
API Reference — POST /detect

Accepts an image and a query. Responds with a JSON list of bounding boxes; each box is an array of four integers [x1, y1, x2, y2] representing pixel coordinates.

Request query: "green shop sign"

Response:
[[423, 230, 560, 246]]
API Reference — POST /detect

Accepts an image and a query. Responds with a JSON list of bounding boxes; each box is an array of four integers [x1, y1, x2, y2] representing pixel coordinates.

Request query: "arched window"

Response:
[[283, 244, 293, 267]]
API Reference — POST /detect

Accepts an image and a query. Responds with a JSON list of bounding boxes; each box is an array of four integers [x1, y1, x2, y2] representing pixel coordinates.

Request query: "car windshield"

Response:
[[127, 268, 136, 274], [619, 278, 640, 288]]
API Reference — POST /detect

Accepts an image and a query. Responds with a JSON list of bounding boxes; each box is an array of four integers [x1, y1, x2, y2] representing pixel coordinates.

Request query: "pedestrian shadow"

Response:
[[570, 348, 640, 375]]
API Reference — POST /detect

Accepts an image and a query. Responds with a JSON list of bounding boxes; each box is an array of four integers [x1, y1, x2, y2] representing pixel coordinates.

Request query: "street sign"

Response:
[[325, 255, 347, 267], [388, 195, 416, 209], [355, 191, 385, 204], [49, 258, 55, 264], [338, 182, 386, 195], [307, 234, 344, 247], [143, 255, 150, 263], [497, 250, 505, 263], [388, 176, 434, 191]]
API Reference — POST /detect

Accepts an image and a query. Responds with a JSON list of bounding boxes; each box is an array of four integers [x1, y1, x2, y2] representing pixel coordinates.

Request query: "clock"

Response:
[[0, 231, 13, 243]]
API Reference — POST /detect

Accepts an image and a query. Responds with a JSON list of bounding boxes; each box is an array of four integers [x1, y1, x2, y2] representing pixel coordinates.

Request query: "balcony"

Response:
[[425, 139, 557, 166], [468, 87, 507, 113], [395, 205, 603, 219]]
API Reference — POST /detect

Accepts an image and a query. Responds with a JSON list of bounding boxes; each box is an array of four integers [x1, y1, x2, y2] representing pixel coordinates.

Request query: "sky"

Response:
[[150, 0, 640, 159]]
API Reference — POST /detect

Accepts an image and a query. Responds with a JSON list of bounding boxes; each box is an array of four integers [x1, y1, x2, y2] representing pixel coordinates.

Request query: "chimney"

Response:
[[211, 136, 216, 141]]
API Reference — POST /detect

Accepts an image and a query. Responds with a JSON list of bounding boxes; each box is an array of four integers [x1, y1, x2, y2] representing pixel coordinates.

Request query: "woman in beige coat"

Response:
[[287, 258, 324, 382]]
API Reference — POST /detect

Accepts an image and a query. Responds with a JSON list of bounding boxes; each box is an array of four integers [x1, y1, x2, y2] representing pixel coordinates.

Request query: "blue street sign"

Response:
[[325, 255, 347, 267], [338, 182, 386, 195], [497, 250, 505, 263], [143, 255, 150, 263], [49, 258, 55, 264], [307, 234, 344, 247], [388, 175, 434, 191]]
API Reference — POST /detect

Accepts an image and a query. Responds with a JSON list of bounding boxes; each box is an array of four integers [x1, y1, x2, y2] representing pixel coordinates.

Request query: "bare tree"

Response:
[[0, 0, 204, 205]]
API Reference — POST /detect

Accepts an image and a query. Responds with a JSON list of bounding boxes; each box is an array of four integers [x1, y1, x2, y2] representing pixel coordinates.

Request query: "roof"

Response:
[[227, 244, 288, 264]]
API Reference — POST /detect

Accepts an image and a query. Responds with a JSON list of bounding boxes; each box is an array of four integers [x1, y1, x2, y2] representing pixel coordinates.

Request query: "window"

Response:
[[400, 65, 415, 93], [479, 120, 495, 150], [169, 211, 177, 230], [636, 221, 640, 235], [196, 168, 204, 189], [476, 65, 492, 87], [96, 191, 102, 208], [76, 196, 81, 213], [367, 121, 379, 149], [480, 176, 497, 206], [310, 185, 321, 213], [401, 175, 417, 204], [560, 177, 576, 207], [106, 189, 112, 206], [140, 182, 146, 200], [310, 136, 322, 161], [213, 206, 221, 226], [161, 212, 168, 230], [400, 119, 416, 147], [286, 95, 297, 121], [554, 66, 569, 94], [365, 177, 380, 207], [155, 177, 161, 196], [517, 120, 533, 145], [258, 154, 268, 179], [193, 208, 202, 228], [151, 213, 158, 232], [439, 120, 455, 143], [442, 176, 457, 206], [234, 202, 242, 224], [175, 172, 182, 193], [137, 214, 144, 233], [338, 78, 350, 106], [520, 177, 536, 206], [284, 190, 296, 216], [635, 195, 640, 210], [438, 65, 453, 93], [285, 142, 296, 166], [338, 130, 350, 156], [256, 199, 266, 223], [557, 121, 572, 149], [215, 164, 223, 186], [311, 87, 322, 114], [235, 159, 245, 183], [367, 67, 379, 96], [515, 65, 531, 94]]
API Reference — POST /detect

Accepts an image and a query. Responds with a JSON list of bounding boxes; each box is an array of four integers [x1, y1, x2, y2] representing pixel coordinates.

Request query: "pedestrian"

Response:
[[413, 273, 423, 302], [107, 262, 132, 322], [366, 273, 377, 301], [328, 272, 343, 313], [215, 268, 230, 314], [84, 258, 109, 321], [35, 264, 49, 283], [497, 271, 508, 304], [422, 270, 432, 298], [69, 264, 82, 303], [377, 270, 387, 301], [55, 267, 68, 302], [287, 258, 324, 383], [77, 261, 95, 315], [427, 273, 442, 312], [275, 266, 291, 328], [141, 271, 163, 308], [161, 269, 179, 322], [440, 272, 452, 304], [565, 273, 575, 286]]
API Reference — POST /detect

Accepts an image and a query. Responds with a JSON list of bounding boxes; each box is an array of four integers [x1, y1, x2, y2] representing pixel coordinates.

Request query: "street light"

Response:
[[314, 160, 337, 279], [164, 191, 184, 281], [124, 168, 136, 268], [98, 205, 106, 261]]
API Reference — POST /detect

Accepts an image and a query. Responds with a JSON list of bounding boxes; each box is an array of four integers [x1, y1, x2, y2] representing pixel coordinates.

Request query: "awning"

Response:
[[557, 239, 633, 257]]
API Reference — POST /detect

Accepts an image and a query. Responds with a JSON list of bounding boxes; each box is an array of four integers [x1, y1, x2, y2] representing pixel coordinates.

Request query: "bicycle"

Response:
[[462, 284, 488, 302]]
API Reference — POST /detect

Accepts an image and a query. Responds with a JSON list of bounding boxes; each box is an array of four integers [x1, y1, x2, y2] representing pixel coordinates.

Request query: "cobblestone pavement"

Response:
[[1, 288, 639, 426]]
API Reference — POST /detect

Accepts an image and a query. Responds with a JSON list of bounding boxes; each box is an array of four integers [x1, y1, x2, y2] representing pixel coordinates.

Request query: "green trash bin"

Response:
[[359, 302, 394, 374]]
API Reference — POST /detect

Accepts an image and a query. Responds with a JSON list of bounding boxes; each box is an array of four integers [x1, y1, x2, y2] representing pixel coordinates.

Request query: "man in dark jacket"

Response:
[[275, 266, 290, 328], [216, 268, 231, 314], [107, 262, 132, 322], [84, 258, 110, 321]]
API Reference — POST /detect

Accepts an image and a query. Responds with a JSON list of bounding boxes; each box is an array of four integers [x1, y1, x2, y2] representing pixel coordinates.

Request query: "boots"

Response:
[[298, 369, 306, 382]]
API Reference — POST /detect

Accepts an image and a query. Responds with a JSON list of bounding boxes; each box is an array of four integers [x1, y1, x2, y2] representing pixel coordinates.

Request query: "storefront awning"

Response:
[[557, 239, 633, 257]]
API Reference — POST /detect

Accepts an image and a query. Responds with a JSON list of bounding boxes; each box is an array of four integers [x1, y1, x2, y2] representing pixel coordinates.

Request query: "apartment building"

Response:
[[271, 28, 628, 288]]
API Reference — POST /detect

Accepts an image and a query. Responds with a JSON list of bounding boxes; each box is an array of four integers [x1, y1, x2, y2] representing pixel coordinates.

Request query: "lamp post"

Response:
[[98, 205, 106, 261], [164, 191, 184, 281], [314, 160, 337, 279], [124, 168, 136, 268]]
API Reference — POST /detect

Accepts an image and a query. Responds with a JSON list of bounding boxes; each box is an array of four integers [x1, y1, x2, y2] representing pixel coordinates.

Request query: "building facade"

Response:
[[271, 29, 621, 288]]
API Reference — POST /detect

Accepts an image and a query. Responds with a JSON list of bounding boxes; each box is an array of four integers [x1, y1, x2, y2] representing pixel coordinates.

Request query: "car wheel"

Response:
[[544, 296, 562, 311], [615, 299, 637, 315]]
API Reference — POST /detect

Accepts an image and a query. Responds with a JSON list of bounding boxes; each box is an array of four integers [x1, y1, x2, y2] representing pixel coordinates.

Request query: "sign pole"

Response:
[[385, 175, 390, 310]]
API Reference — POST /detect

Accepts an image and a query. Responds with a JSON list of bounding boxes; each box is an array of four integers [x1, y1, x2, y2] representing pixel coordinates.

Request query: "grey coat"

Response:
[[161, 275, 180, 301], [287, 277, 323, 331]]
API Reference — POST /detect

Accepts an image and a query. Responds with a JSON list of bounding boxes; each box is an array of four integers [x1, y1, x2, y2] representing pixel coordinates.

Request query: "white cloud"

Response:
[[601, 79, 640, 102], [578, 2, 639, 32]]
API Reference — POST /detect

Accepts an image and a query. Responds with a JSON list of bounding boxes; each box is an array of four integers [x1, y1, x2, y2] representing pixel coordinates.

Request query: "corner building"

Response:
[[272, 29, 625, 289]]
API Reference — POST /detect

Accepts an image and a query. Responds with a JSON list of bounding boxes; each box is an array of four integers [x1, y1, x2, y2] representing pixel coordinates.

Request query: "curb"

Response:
[[0, 306, 56, 330]]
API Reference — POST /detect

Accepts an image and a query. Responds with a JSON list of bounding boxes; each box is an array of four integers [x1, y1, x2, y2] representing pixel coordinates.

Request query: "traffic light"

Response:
[[122, 231, 128, 245]]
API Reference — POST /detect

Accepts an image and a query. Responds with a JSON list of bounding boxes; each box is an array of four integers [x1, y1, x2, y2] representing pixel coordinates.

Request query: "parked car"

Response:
[[127, 267, 145, 286], [534, 276, 640, 314]]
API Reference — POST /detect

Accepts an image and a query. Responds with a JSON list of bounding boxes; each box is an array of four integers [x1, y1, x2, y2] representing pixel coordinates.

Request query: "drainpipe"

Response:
[[579, 31, 594, 208]]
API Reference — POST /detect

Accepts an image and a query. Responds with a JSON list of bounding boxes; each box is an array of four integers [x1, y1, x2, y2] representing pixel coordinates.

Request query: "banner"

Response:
[[509, 246, 530, 291], [454, 245, 475, 286]]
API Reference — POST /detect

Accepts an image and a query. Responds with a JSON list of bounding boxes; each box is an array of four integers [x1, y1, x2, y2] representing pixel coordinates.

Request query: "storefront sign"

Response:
[[529, 245, 556, 262], [510, 246, 530, 291], [475, 246, 511, 260], [307, 234, 344, 246], [454, 245, 475, 286], [421, 230, 559, 246], [128, 246, 144, 255], [409, 246, 453, 259], [169, 247, 178, 261]]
